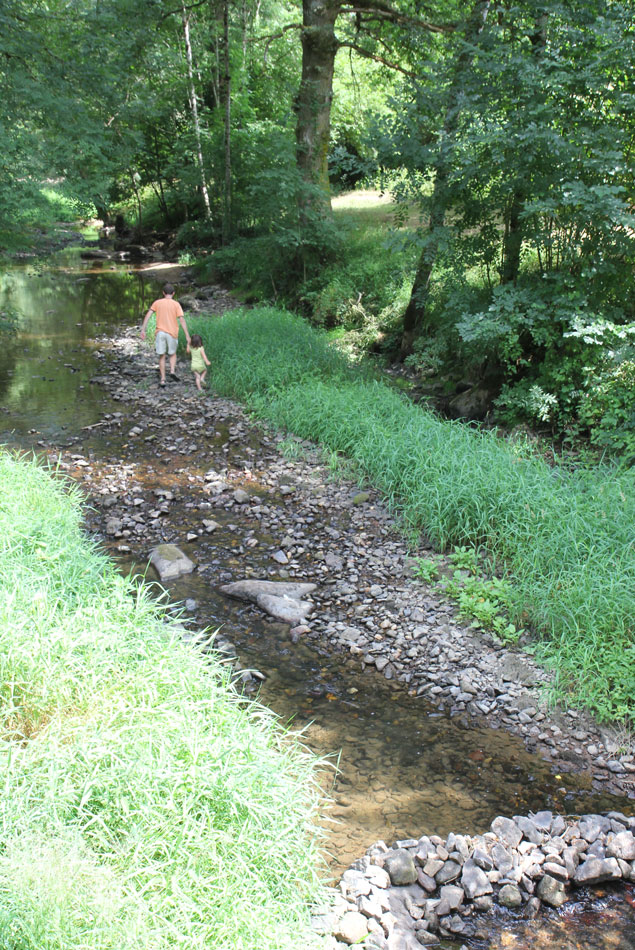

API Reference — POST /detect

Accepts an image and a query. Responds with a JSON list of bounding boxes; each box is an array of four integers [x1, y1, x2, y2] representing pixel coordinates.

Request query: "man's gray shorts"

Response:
[[155, 331, 178, 356]]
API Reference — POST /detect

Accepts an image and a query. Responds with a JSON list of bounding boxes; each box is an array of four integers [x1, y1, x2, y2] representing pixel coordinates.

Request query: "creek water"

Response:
[[2, 248, 634, 949]]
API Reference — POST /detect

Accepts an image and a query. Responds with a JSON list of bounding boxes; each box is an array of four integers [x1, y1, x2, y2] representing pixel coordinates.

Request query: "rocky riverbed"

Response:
[[14, 264, 632, 948], [49, 283, 634, 803]]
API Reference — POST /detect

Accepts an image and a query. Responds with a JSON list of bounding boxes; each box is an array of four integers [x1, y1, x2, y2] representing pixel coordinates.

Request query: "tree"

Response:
[[398, 0, 490, 354], [291, 0, 455, 220]]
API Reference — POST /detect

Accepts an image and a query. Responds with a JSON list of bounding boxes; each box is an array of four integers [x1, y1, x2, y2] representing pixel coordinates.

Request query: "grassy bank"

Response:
[[0, 450, 329, 949], [188, 307, 635, 725]]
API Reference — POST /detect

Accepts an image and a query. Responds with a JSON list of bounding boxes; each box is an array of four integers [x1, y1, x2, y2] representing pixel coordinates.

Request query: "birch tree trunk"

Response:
[[182, 2, 212, 221], [222, 0, 232, 244]]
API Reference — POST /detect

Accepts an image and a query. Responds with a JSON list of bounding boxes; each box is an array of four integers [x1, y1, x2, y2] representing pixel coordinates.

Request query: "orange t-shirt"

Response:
[[151, 297, 184, 338]]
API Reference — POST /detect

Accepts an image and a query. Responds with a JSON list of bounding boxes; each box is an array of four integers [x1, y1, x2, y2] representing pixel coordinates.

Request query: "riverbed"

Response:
[[1, 245, 633, 948]]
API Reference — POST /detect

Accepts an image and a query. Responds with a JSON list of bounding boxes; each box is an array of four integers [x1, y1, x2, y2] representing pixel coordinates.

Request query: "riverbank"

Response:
[[0, 449, 330, 949]]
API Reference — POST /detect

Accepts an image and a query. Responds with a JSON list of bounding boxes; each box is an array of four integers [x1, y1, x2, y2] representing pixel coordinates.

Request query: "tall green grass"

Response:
[[190, 307, 635, 723], [0, 450, 329, 949]]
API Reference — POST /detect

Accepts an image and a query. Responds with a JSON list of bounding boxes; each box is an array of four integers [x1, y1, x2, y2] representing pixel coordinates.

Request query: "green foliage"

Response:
[[189, 307, 635, 723], [299, 218, 416, 331], [579, 358, 635, 462], [411, 556, 440, 583], [444, 571, 523, 644], [0, 308, 19, 333], [0, 450, 329, 949]]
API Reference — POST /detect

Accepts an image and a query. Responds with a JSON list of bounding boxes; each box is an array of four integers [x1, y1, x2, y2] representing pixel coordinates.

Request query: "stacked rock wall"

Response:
[[316, 810, 635, 948]]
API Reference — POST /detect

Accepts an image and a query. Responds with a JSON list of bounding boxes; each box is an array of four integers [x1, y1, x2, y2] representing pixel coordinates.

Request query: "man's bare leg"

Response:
[[158, 354, 166, 384]]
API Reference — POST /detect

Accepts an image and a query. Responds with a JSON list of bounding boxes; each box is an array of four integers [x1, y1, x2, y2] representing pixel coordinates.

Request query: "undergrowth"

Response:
[[189, 307, 635, 724], [0, 450, 329, 950]]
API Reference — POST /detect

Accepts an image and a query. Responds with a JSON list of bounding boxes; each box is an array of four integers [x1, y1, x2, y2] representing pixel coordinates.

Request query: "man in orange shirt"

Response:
[[140, 283, 192, 387]]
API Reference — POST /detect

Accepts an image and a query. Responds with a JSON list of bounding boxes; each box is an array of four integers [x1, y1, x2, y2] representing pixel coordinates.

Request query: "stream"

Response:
[[1, 247, 634, 948]]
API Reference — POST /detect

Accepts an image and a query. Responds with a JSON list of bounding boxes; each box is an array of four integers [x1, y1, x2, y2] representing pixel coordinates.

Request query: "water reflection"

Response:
[[0, 249, 160, 439]]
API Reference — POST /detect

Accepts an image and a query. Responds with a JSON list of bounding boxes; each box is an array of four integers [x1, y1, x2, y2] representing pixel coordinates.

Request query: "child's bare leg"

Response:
[[194, 372, 202, 391], [199, 370, 207, 387]]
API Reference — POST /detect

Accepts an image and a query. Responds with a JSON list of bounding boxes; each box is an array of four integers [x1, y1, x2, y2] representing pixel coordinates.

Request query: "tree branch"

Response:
[[341, 1, 456, 34], [337, 40, 416, 75], [248, 23, 304, 44]]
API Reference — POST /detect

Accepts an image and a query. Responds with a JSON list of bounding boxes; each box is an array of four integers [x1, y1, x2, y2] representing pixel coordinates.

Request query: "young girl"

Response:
[[188, 334, 210, 391]]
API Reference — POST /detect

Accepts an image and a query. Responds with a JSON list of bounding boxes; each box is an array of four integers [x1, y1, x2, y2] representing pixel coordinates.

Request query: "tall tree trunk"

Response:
[[222, 0, 232, 244], [182, 2, 212, 221], [500, 13, 547, 285], [401, 0, 491, 356], [294, 0, 340, 220]]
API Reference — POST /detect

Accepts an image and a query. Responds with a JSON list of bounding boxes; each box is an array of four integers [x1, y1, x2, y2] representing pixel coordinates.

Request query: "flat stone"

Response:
[[255, 592, 314, 623], [461, 860, 492, 899], [149, 544, 195, 581], [422, 859, 444, 878], [543, 862, 569, 881], [220, 580, 317, 601], [435, 861, 462, 885], [491, 816, 523, 848]]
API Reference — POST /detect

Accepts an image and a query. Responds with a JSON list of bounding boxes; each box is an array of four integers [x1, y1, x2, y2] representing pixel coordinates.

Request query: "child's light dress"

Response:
[[191, 347, 206, 373]]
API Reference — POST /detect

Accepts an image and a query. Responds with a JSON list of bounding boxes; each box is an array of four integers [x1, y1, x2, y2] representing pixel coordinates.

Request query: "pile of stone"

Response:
[[316, 811, 635, 949]]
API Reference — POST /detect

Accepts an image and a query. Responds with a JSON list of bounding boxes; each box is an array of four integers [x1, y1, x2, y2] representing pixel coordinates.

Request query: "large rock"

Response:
[[383, 849, 418, 886], [574, 857, 622, 885], [536, 874, 567, 907], [220, 580, 317, 623], [220, 580, 317, 601], [149, 544, 195, 581], [606, 831, 635, 861], [334, 911, 368, 945]]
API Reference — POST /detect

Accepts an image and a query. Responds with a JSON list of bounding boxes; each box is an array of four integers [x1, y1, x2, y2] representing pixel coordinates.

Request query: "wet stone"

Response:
[[498, 884, 523, 908], [149, 544, 195, 581], [536, 874, 567, 908]]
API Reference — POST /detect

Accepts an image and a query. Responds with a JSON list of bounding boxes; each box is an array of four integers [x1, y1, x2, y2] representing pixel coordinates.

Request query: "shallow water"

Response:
[[2, 247, 634, 948]]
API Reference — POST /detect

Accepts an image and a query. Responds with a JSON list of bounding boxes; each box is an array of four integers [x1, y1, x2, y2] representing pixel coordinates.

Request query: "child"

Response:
[[188, 334, 210, 391]]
